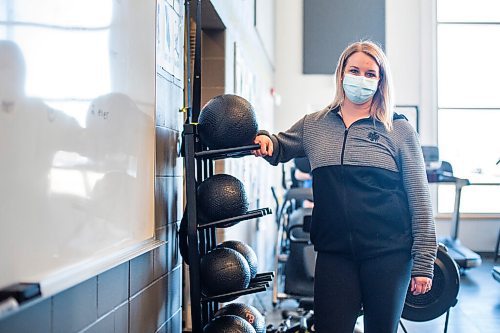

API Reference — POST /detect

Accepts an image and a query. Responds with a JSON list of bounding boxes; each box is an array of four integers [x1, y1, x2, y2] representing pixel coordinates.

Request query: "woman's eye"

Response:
[[366, 73, 376, 78], [349, 69, 359, 74]]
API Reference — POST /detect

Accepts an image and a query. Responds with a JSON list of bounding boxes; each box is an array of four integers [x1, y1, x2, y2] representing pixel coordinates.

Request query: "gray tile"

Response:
[[164, 308, 182, 333], [130, 251, 154, 296], [175, 176, 184, 222], [155, 324, 167, 333], [172, 0, 182, 15], [155, 77, 168, 127], [83, 312, 114, 333], [114, 302, 129, 333], [0, 298, 51, 333], [167, 84, 184, 132], [157, 67, 174, 82], [155, 226, 167, 243], [166, 267, 182, 321], [154, 177, 168, 228], [158, 79, 179, 131], [155, 127, 181, 177], [154, 222, 182, 279], [155, 176, 183, 228], [154, 227, 168, 280], [172, 76, 183, 90], [129, 275, 167, 333], [52, 277, 98, 333], [166, 222, 181, 272], [165, 83, 184, 131], [154, 221, 181, 280], [156, 73, 175, 128], [97, 262, 129, 316]]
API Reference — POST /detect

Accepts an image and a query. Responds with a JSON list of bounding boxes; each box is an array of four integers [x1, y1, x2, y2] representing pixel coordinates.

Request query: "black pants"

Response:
[[313, 251, 412, 333]]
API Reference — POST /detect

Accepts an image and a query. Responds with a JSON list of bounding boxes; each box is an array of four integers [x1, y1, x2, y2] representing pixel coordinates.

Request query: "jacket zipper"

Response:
[[340, 128, 356, 257], [341, 129, 348, 165]]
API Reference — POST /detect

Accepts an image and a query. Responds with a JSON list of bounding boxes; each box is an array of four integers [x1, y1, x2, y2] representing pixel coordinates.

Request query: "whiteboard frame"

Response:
[[0, 238, 163, 321], [0, 0, 160, 307]]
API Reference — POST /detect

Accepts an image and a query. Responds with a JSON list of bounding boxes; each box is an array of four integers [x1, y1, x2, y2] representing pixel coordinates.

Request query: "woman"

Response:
[[254, 41, 437, 332]]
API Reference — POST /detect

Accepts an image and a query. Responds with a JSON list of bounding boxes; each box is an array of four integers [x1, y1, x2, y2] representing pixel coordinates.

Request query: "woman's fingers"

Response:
[[260, 141, 268, 155], [252, 147, 262, 157], [252, 137, 261, 156], [253, 136, 273, 157], [411, 277, 432, 295], [413, 283, 425, 295], [261, 137, 273, 156], [268, 141, 273, 156], [410, 278, 416, 292]]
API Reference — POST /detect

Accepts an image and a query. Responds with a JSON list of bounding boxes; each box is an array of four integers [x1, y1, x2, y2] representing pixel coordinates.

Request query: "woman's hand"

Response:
[[410, 276, 432, 295], [253, 135, 273, 157]]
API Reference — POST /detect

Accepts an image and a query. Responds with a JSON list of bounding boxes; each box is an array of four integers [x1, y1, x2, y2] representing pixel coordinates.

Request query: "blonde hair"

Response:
[[327, 41, 394, 131]]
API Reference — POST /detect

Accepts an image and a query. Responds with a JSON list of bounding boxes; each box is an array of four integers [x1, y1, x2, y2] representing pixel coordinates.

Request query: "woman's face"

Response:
[[344, 51, 380, 81]]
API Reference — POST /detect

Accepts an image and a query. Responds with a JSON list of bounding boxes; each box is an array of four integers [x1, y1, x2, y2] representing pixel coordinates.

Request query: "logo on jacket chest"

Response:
[[368, 131, 380, 142]]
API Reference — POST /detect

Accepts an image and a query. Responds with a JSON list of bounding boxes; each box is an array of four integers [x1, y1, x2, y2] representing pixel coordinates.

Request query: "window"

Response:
[[437, 0, 500, 214]]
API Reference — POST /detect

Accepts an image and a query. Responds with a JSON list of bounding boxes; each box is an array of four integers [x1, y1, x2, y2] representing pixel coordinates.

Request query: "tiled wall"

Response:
[[0, 2, 185, 332], [0, 239, 182, 333]]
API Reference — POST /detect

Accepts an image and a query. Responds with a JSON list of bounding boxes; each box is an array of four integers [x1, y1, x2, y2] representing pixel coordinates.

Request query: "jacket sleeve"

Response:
[[257, 116, 306, 166], [399, 127, 437, 279]]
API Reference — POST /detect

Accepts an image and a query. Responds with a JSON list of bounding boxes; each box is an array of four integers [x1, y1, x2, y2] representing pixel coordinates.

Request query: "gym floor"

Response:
[[261, 254, 500, 333]]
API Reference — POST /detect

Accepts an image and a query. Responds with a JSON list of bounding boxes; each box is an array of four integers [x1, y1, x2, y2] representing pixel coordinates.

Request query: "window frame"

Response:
[[435, 0, 500, 216]]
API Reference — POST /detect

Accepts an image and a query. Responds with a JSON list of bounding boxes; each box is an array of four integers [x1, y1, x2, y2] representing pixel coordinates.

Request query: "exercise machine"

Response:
[[272, 186, 314, 306], [423, 146, 482, 271], [271, 158, 315, 308], [265, 309, 315, 333], [400, 243, 460, 333]]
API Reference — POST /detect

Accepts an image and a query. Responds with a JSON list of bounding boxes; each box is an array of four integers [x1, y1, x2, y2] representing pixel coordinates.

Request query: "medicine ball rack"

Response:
[[183, 125, 274, 331], [182, 1, 273, 331]]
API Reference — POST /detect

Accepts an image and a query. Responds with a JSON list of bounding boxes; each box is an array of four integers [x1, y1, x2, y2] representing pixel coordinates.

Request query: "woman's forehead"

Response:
[[346, 52, 379, 70]]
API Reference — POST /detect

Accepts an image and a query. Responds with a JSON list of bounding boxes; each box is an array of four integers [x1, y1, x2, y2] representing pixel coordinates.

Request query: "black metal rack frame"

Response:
[[183, 1, 273, 330], [183, 124, 274, 331]]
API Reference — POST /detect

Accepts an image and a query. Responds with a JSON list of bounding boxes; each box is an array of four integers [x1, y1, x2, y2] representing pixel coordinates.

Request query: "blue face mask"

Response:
[[342, 74, 379, 104]]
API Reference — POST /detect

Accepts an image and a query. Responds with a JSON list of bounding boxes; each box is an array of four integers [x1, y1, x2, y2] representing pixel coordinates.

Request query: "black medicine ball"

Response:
[[203, 315, 256, 333], [215, 303, 265, 333], [200, 248, 251, 296], [197, 174, 249, 225], [198, 94, 258, 149], [217, 240, 258, 278]]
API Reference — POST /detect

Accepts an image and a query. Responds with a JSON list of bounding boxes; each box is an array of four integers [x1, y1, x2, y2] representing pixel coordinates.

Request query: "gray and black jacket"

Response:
[[260, 106, 437, 278]]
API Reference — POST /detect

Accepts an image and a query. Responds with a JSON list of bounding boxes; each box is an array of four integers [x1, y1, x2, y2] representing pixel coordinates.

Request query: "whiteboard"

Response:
[[0, 0, 156, 293]]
